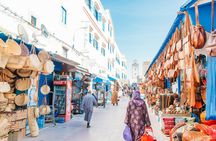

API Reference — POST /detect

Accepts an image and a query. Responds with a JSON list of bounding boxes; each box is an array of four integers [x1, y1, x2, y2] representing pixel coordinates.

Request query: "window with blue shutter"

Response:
[[89, 33, 92, 44], [102, 22, 105, 32]]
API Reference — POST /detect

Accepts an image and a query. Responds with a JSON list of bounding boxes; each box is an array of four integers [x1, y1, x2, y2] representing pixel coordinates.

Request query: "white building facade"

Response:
[[0, 0, 128, 84]]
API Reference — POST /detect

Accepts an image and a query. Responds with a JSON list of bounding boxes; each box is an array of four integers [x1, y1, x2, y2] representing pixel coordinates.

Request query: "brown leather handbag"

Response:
[[190, 2, 207, 49], [205, 0, 216, 56]]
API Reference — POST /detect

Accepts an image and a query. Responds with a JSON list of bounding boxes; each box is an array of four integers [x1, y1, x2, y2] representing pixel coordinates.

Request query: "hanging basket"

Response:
[[0, 93, 8, 112], [40, 85, 50, 95], [15, 78, 31, 91], [0, 73, 15, 83], [6, 56, 27, 69], [38, 50, 50, 63], [0, 54, 9, 69], [43, 60, 54, 74], [2, 69, 16, 78], [24, 55, 42, 71], [39, 105, 51, 115], [15, 93, 29, 106], [20, 42, 30, 56], [5, 39, 21, 56], [4, 93, 16, 100], [0, 82, 10, 93]]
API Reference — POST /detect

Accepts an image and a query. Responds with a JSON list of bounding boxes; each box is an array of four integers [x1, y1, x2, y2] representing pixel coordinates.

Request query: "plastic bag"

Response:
[[123, 125, 132, 141]]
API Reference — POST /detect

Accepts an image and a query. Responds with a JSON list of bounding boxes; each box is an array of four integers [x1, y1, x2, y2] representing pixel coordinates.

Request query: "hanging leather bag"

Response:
[[190, 2, 207, 49], [205, 0, 216, 56]]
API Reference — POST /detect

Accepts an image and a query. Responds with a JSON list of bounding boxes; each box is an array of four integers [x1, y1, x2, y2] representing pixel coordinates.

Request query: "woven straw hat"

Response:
[[7, 56, 27, 69], [0, 53, 9, 69], [4, 93, 16, 100], [0, 73, 15, 83], [16, 69, 32, 78], [39, 105, 51, 115], [5, 39, 21, 56], [40, 85, 50, 95], [15, 93, 29, 106], [38, 50, 50, 63], [24, 55, 42, 71], [0, 93, 8, 112], [2, 69, 16, 78], [20, 42, 30, 56], [0, 82, 10, 93], [15, 78, 31, 91]]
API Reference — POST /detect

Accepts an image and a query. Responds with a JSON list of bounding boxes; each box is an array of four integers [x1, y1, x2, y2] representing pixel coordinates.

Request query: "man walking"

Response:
[[81, 90, 98, 128]]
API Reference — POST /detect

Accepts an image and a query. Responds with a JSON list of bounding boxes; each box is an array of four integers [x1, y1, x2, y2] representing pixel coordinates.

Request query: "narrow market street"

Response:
[[23, 96, 169, 141], [23, 97, 127, 141]]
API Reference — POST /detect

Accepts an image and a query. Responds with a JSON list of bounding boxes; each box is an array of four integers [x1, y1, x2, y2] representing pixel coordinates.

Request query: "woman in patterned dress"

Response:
[[125, 90, 151, 141]]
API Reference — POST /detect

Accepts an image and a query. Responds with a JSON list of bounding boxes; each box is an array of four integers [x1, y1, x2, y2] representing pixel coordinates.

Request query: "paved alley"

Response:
[[23, 96, 169, 141], [23, 97, 128, 141]]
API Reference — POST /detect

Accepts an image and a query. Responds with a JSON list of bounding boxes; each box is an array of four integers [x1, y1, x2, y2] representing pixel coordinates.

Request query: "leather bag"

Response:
[[205, 0, 216, 56], [190, 2, 207, 49]]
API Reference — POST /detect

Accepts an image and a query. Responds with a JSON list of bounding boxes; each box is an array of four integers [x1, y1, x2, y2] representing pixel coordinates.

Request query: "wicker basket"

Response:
[[2, 69, 16, 78], [0, 136, 8, 141], [5, 39, 21, 56], [38, 50, 50, 63], [0, 82, 10, 93], [15, 78, 31, 91], [0, 117, 9, 137], [43, 60, 54, 74], [24, 55, 42, 71], [39, 105, 51, 115], [6, 56, 27, 69], [20, 42, 29, 56], [15, 94, 29, 106], [10, 119, 26, 132], [0, 54, 9, 69], [40, 85, 50, 95]]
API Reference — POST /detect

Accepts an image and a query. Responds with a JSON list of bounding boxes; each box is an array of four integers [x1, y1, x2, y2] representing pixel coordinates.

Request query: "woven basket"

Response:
[[0, 38, 6, 52], [24, 55, 42, 71], [0, 73, 15, 84], [27, 107, 39, 137], [34, 107, 39, 118], [0, 82, 10, 93], [20, 42, 30, 56], [43, 60, 54, 74], [38, 50, 50, 63], [40, 85, 50, 95], [0, 54, 9, 69], [2, 69, 16, 78], [0, 93, 8, 112], [16, 69, 32, 78], [6, 56, 27, 69], [5, 39, 21, 56], [0, 117, 9, 137], [39, 105, 51, 115], [4, 93, 16, 100], [15, 93, 29, 106], [15, 78, 31, 91]]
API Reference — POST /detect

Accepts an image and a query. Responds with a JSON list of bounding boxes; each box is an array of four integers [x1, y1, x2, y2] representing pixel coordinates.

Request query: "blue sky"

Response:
[[102, 0, 184, 79]]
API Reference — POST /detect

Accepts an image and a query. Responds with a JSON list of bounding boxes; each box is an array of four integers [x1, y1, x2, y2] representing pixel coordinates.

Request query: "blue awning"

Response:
[[145, 0, 214, 76], [108, 76, 116, 82], [106, 80, 111, 85], [93, 77, 104, 83]]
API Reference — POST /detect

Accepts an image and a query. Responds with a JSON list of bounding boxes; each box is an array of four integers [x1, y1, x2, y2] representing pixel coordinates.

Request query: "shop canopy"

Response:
[[145, 0, 214, 76], [108, 76, 117, 82], [93, 77, 106, 83]]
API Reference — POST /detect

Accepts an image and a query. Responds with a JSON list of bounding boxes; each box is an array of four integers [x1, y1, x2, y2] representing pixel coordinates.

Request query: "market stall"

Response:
[[144, 0, 216, 140], [0, 32, 54, 140]]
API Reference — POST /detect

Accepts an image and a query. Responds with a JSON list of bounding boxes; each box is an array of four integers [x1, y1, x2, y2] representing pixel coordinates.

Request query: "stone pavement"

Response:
[[23, 96, 169, 141]]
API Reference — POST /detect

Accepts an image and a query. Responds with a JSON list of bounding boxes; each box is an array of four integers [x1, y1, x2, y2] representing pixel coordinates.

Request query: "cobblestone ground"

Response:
[[22, 96, 169, 141]]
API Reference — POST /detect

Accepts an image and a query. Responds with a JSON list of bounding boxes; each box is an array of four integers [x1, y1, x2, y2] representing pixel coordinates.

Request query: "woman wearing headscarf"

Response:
[[125, 91, 151, 141]]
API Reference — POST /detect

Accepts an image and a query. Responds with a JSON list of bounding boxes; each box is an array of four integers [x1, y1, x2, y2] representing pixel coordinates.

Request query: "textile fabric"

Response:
[[125, 96, 151, 141], [206, 57, 216, 120]]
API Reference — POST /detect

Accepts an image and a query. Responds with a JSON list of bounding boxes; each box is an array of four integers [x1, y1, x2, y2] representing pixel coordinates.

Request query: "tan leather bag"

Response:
[[205, 0, 216, 56], [190, 2, 207, 49]]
